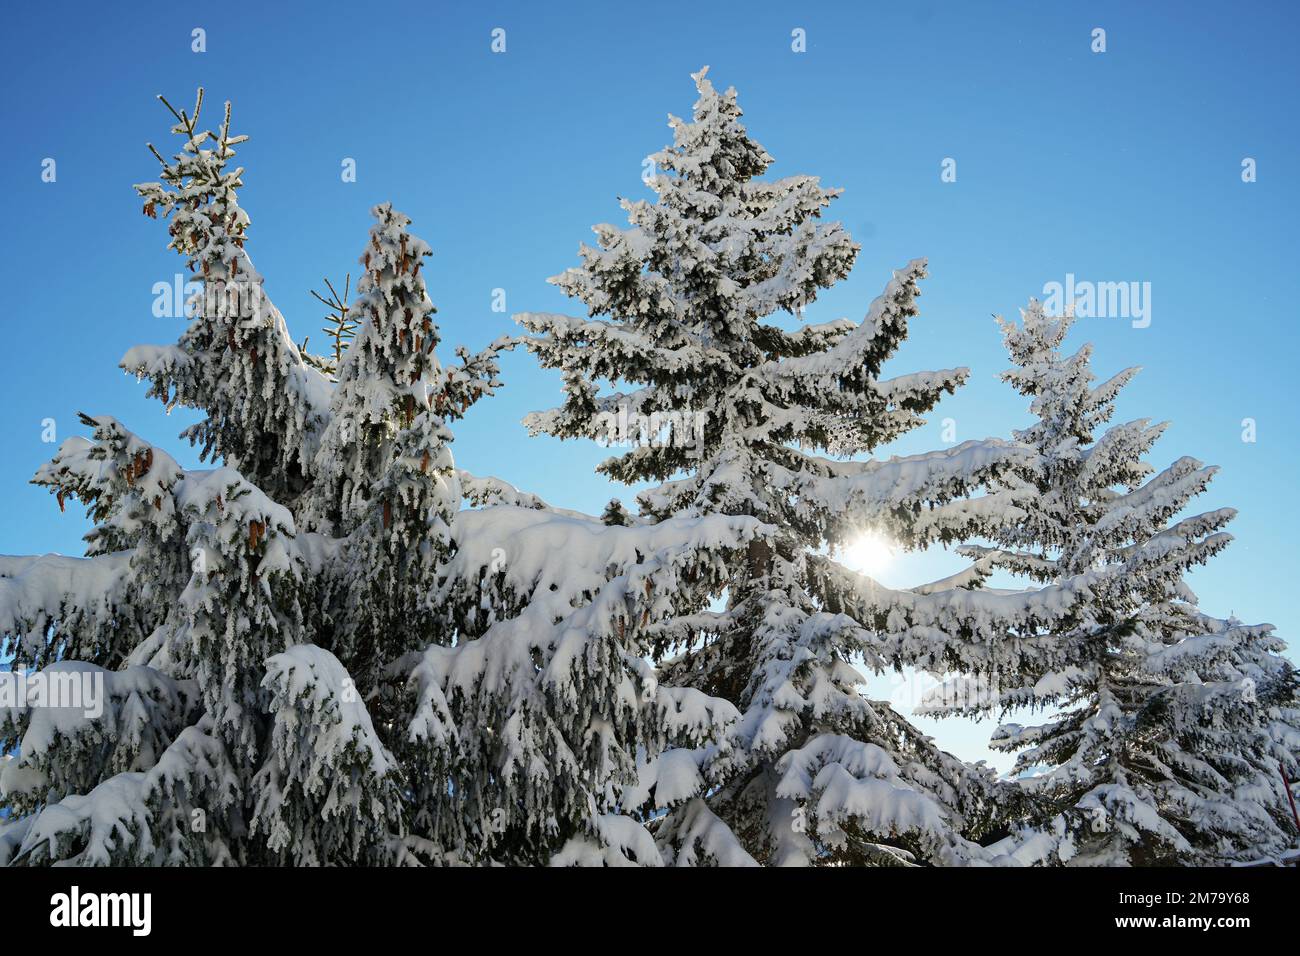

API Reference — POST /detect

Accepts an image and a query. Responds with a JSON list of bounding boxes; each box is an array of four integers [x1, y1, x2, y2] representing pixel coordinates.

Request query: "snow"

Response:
[[0, 553, 134, 661], [1, 73, 1294, 870]]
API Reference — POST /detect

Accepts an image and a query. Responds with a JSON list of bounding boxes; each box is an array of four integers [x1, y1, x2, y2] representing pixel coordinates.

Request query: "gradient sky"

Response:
[[2, 0, 1296, 770]]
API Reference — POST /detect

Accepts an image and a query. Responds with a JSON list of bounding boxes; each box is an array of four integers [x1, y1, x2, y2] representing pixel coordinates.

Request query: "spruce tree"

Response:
[[125, 90, 331, 506], [922, 302, 1300, 865], [0, 88, 755, 868], [299, 204, 470, 698], [520, 68, 1039, 865], [0, 93, 497, 866]]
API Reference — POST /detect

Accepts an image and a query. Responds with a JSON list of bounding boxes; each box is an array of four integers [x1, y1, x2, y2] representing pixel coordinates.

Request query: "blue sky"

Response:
[[2, 1, 1297, 769]]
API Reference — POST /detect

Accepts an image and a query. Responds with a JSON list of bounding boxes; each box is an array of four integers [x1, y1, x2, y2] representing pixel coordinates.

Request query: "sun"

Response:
[[841, 530, 895, 575]]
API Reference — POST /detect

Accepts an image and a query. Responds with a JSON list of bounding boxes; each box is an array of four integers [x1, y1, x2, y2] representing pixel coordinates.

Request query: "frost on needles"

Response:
[[0, 77, 1295, 868]]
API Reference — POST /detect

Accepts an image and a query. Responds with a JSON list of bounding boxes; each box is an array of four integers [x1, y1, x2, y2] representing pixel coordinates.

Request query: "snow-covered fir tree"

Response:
[[298, 203, 465, 697], [1, 80, 1291, 870], [919, 302, 1300, 865], [126, 90, 331, 507], [519, 68, 1064, 866], [0, 94, 420, 865], [0, 88, 760, 868], [0, 92, 489, 865]]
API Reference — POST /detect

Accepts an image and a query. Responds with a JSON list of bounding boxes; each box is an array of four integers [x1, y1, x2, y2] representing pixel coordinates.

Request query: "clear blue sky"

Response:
[[2, 1, 1296, 769]]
